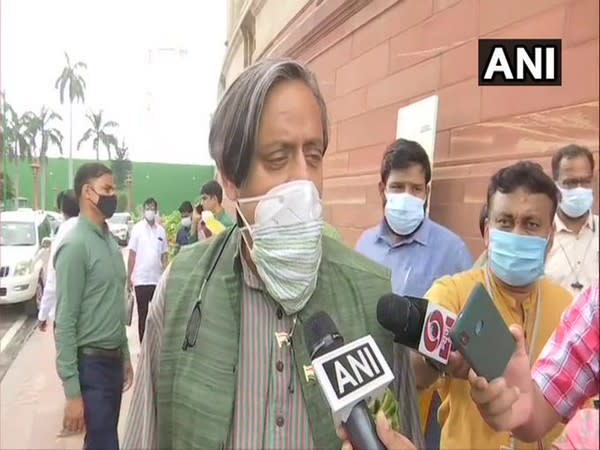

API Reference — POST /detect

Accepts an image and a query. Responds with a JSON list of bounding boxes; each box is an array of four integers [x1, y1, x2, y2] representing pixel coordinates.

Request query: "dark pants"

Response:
[[134, 284, 156, 342], [79, 355, 123, 450]]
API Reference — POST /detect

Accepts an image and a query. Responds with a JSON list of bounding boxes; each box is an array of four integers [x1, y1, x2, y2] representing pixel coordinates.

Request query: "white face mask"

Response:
[[181, 217, 192, 227], [144, 210, 156, 222], [237, 180, 323, 315]]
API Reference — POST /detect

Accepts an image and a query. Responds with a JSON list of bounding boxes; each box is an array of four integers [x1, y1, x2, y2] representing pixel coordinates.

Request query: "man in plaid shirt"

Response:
[[468, 281, 599, 442]]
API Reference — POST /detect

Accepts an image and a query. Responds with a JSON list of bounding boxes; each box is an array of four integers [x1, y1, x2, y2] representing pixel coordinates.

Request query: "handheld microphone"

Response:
[[376, 294, 456, 368], [303, 311, 394, 450]]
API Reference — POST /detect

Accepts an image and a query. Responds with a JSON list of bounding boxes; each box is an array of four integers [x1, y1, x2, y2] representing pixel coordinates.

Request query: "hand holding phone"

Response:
[[449, 283, 516, 381]]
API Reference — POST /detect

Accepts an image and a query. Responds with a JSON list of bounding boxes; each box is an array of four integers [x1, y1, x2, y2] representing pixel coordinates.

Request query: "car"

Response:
[[0, 210, 53, 316], [107, 212, 132, 246]]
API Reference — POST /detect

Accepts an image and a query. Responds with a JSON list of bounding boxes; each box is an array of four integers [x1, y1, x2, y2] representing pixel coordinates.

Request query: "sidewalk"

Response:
[[0, 318, 141, 449]]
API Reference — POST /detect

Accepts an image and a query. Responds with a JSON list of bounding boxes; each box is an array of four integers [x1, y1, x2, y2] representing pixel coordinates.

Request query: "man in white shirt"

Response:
[[127, 197, 168, 342], [38, 190, 80, 331], [546, 145, 598, 296]]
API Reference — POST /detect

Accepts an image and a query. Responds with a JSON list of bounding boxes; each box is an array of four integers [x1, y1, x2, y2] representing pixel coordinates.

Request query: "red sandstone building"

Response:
[[220, 0, 599, 256]]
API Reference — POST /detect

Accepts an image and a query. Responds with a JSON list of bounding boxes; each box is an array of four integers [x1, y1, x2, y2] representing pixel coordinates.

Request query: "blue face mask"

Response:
[[558, 186, 593, 218], [488, 229, 547, 287], [384, 193, 425, 236]]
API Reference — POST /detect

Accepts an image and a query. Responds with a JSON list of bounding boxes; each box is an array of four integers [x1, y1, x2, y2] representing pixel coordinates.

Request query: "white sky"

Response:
[[1, 0, 226, 165]]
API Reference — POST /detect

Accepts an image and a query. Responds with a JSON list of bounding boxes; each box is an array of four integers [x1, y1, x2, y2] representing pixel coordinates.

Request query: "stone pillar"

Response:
[[126, 173, 133, 213], [30, 161, 41, 210]]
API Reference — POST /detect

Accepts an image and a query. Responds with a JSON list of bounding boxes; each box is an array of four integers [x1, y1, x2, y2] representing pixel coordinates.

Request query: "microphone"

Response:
[[303, 311, 394, 450], [377, 294, 456, 368]]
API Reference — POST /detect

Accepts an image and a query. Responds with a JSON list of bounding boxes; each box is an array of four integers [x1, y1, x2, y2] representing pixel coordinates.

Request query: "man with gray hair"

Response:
[[123, 58, 423, 450]]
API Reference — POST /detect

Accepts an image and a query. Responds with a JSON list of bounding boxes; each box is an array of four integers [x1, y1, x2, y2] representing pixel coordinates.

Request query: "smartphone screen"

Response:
[[449, 283, 516, 381]]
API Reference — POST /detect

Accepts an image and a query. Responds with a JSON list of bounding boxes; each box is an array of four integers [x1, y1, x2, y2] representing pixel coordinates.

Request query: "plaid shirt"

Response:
[[532, 281, 599, 421]]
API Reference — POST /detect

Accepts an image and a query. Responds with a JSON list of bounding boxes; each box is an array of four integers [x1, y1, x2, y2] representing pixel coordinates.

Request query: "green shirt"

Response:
[[54, 216, 130, 399], [214, 208, 234, 227]]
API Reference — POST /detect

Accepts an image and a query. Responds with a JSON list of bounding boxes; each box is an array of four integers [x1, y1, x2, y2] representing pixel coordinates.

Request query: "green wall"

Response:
[[3, 157, 215, 214]]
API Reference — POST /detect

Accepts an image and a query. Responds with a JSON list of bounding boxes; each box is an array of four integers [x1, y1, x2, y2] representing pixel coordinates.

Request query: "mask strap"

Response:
[[237, 190, 281, 206], [235, 203, 253, 251]]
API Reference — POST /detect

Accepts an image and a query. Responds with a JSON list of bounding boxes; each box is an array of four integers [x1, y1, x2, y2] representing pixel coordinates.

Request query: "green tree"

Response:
[[55, 52, 86, 187], [2, 96, 32, 203], [111, 139, 132, 190], [116, 191, 128, 212], [0, 172, 15, 203], [24, 107, 63, 209], [77, 110, 119, 160]]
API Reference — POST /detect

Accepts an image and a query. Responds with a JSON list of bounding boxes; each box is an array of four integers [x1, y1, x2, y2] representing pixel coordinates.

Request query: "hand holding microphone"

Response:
[[376, 293, 470, 380], [303, 311, 394, 450], [337, 411, 417, 450]]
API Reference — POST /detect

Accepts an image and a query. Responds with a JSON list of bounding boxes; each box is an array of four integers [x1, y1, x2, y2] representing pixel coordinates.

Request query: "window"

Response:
[[0, 222, 36, 246], [241, 12, 256, 68], [37, 219, 52, 244]]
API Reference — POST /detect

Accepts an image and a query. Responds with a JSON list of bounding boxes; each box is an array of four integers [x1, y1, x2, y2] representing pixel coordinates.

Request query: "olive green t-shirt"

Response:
[[54, 216, 130, 398]]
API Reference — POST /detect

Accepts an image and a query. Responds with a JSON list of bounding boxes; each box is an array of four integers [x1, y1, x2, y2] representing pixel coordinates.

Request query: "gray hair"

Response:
[[209, 58, 329, 187]]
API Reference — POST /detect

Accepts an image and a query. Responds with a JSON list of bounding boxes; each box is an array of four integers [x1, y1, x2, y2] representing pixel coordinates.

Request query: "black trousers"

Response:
[[134, 285, 156, 342], [79, 354, 123, 450]]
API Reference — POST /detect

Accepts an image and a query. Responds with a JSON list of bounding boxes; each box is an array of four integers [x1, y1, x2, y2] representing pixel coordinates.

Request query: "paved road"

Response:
[[0, 304, 36, 382]]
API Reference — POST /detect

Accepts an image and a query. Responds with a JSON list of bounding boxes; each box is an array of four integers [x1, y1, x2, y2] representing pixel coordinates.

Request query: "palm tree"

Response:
[[2, 98, 32, 203], [111, 139, 132, 190], [55, 52, 86, 187], [77, 111, 119, 160], [29, 108, 63, 209]]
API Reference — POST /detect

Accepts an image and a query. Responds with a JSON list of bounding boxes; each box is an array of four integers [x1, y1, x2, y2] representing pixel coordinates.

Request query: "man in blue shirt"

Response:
[[174, 201, 194, 255], [355, 138, 472, 449]]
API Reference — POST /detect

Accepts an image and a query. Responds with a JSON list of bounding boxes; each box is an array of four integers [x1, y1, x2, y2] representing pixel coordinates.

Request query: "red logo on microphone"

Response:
[[423, 310, 456, 362], [424, 310, 444, 352]]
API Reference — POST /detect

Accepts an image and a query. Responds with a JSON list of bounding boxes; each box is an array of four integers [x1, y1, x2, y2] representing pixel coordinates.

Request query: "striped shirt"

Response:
[[533, 281, 599, 421], [122, 251, 314, 449]]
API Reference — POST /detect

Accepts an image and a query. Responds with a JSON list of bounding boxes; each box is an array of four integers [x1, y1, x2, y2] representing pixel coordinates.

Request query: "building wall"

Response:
[[223, 0, 311, 86], [220, 0, 599, 256]]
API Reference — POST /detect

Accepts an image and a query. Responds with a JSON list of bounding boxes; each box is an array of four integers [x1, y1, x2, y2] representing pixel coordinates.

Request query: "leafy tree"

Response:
[[0, 172, 15, 202], [55, 52, 86, 186], [117, 191, 128, 212], [77, 110, 119, 160], [24, 107, 63, 209], [111, 139, 132, 190], [2, 96, 32, 201]]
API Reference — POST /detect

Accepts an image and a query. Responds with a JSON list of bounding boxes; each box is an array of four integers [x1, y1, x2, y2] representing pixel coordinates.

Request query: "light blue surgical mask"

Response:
[[488, 229, 547, 287], [558, 186, 593, 218], [384, 192, 425, 236]]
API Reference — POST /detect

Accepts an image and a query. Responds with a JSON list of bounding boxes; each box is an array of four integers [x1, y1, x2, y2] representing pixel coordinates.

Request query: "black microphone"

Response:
[[304, 311, 390, 450], [377, 294, 457, 367]]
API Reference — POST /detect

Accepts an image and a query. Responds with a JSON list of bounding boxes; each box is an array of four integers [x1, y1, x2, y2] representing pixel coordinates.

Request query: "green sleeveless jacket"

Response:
[[157, 227, 418, 449]]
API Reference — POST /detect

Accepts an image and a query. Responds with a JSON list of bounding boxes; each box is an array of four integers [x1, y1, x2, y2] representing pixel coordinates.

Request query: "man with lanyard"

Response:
[[545, 144, 598, 297], [355, 138, 473, 450], [38, 189, 80, 332], [469, 281, 599, 449], [409, 161, 572, 450], [54, 163, 133, 450], [127, 197, 168, 342], [122, 58, 424, 450]]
